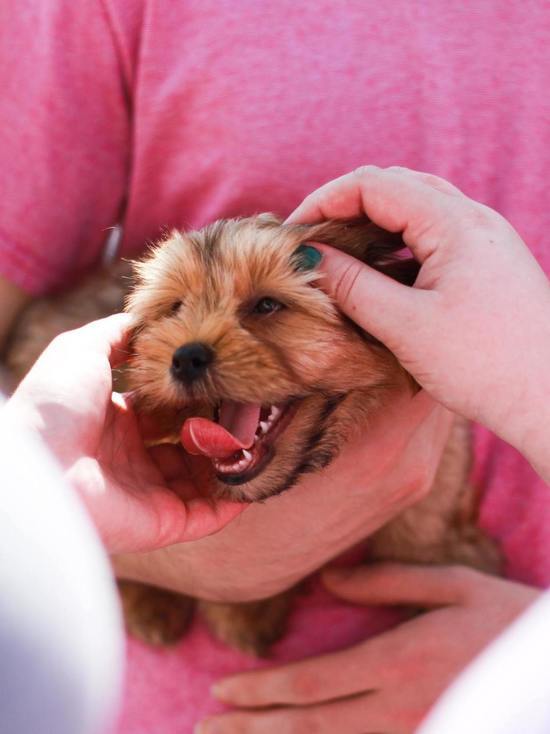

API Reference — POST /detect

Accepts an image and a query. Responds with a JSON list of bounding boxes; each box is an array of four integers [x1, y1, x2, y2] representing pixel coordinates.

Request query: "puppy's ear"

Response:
[[293, 218, 419, 286]]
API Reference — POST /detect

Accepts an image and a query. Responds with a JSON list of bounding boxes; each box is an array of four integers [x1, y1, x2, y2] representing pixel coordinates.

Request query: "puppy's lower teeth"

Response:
[[259, 421, 269, 434], [242, 449, 252, 461], [269, 406, 281, 421]]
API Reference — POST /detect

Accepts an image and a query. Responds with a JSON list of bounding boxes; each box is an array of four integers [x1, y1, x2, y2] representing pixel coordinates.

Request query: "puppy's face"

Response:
[[127, 215, 418, 501]]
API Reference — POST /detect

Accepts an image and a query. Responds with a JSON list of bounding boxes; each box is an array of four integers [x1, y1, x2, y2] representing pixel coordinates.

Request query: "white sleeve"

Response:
[[0, 398, 123, 734], [419, 590, 550, 733]]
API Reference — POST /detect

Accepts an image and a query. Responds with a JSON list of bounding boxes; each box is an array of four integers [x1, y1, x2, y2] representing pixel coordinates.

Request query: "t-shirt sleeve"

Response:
[[0, 0, 130, 295]]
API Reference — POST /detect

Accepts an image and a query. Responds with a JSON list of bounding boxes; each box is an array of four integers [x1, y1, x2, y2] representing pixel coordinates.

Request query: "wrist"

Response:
[[492, 345, 550, 483], [508, 401, 550, 483]]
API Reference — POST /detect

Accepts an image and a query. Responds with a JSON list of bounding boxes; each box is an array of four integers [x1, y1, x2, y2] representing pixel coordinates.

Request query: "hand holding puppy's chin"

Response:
[[3, 314, 248, 556], [113, 392, 451, 603]]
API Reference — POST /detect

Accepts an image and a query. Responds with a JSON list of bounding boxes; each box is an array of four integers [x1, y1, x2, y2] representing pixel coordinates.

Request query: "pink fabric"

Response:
[[115, 436, 550, 734], [1, 2, 550, 733]]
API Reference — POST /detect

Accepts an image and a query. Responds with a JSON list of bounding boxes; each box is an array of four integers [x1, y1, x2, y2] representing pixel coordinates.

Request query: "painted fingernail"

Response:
[[293, 243, 323, 271]]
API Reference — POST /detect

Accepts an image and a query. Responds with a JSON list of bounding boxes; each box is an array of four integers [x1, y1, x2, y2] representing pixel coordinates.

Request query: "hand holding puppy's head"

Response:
[[126, 215, 418, 500]]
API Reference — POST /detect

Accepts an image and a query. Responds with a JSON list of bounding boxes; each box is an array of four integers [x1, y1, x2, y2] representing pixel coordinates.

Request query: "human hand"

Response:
[[288, 166, 550, 479], [200, 564, 539, 734], [3, 314, 247, 553], [115, 391, 452, 602]]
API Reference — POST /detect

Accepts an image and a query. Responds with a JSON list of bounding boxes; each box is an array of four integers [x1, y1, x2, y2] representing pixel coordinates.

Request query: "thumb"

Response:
[[322, 563, 480, 607], [316, 245, 430, 350]]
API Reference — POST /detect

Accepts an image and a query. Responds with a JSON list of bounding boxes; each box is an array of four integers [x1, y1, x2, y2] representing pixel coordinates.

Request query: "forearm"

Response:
[[488, 305, 550, 483], [504, 370, 550, 483]]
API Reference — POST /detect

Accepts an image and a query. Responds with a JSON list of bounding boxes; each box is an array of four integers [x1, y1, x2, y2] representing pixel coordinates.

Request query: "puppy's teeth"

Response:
[[259, 421, 269, 434], [270, 406, 282, 421], [242, 449, 252, 461]]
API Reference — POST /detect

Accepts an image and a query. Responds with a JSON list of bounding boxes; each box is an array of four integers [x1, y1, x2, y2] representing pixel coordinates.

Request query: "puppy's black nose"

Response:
[[171, 342, 214, 384]]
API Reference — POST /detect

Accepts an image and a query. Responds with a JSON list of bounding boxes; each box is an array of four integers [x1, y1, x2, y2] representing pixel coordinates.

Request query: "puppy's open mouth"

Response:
[[181, 400, 298, 485]]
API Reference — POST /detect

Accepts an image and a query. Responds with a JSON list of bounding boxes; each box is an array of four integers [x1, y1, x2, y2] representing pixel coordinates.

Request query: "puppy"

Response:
[[4, 215, 500, 655]]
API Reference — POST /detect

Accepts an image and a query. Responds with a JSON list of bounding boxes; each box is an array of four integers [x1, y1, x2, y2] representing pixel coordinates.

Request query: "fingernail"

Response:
[[194, 719, 219, 734], [293, 243, 323, 271], [211, 681, 223, 699], [211, 679, 231, 701]]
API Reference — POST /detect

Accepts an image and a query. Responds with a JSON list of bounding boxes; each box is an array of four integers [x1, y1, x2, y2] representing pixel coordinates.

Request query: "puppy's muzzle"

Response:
[[171, 342, 214, 384]]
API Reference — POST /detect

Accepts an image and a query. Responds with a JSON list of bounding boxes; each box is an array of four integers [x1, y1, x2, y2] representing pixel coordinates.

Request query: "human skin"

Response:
[[2, 313, 247, 554], [201, 565, 539, 734], [287, 165, 550, 481], [115, 166, 550, 600], [114, 388, 451, 601], [196, 166, 548, 732]]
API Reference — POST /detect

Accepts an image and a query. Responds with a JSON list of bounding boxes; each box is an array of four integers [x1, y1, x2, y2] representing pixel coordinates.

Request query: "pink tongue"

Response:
[[181, 401, 262, 459]]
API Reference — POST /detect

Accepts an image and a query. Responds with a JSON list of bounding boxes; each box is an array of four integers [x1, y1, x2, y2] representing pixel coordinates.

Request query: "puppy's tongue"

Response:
[[181, 401, 261, 458]]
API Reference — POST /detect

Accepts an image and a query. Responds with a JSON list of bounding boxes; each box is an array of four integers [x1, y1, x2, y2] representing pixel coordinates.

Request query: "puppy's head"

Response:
[[126, 215, 419, 500]]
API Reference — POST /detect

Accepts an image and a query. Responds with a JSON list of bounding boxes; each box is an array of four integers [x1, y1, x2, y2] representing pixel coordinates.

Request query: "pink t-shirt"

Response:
[[1, 2, 549, 733]]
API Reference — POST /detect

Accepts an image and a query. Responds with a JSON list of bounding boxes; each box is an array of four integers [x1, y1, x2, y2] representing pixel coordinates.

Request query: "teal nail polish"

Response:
[[293, 243, 322, 271]]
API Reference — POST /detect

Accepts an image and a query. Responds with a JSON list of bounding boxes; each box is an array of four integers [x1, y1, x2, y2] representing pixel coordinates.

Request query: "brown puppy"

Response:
[[127, 216, 417, 501], [4, 215, 500, 655]]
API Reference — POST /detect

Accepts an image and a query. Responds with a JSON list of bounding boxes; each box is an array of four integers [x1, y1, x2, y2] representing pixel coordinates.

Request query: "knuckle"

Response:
[[386, 164, 408, 175], [300, 191, 317, 209], [287, 669, 322, 702], [418, 172, 457, 193], [48, 331, 71, 350], [353, 163, 378, 179], [459, 200, 503, 232], [333, 261, 363, 308]]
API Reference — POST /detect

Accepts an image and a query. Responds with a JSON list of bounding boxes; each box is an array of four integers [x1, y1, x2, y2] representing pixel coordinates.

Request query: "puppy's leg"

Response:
[[199, 590, 295, 657], [119, 581, 195, 646], [369, 418, 502, 574]]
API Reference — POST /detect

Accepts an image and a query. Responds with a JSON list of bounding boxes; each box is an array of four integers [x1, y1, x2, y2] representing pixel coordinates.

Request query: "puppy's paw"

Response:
[[199, 592, 293, 657], [118, 581, 195, 646]]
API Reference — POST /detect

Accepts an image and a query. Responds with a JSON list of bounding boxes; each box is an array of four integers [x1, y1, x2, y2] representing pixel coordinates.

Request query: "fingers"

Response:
[[135, 487, 248, 551], [68, 312, 136, 368], [149, 443, 192, 481], [316, 243, 432, 350], [208, 564, 482, 711], [149, 444, 214, 501], [199, 691, 391, 734], [382, 166, 464, 196], [287, 165, 464, 263], [212, 643, 387, 709], [287, 169, 369, 223], [48, 313, 135, 370], [174, 496, 248, 543], [322, 563, 481, 607]]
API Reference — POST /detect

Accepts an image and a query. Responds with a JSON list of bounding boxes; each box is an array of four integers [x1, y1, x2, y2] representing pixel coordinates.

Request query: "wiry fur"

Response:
[[4, 215, 501, 655], [127, 216, 414, 501]]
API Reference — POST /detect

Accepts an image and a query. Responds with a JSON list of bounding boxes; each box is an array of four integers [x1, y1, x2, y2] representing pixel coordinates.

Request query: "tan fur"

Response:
[[4, 215, 500, 655]]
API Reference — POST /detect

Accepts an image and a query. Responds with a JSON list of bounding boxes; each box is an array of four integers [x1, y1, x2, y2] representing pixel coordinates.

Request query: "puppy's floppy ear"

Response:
[[293, 218, 419, 286]]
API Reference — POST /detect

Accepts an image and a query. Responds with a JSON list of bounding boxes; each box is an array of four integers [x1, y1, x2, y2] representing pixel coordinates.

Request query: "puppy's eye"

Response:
[[170, 300, 182, 314], [253, 297, 284, 315]]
